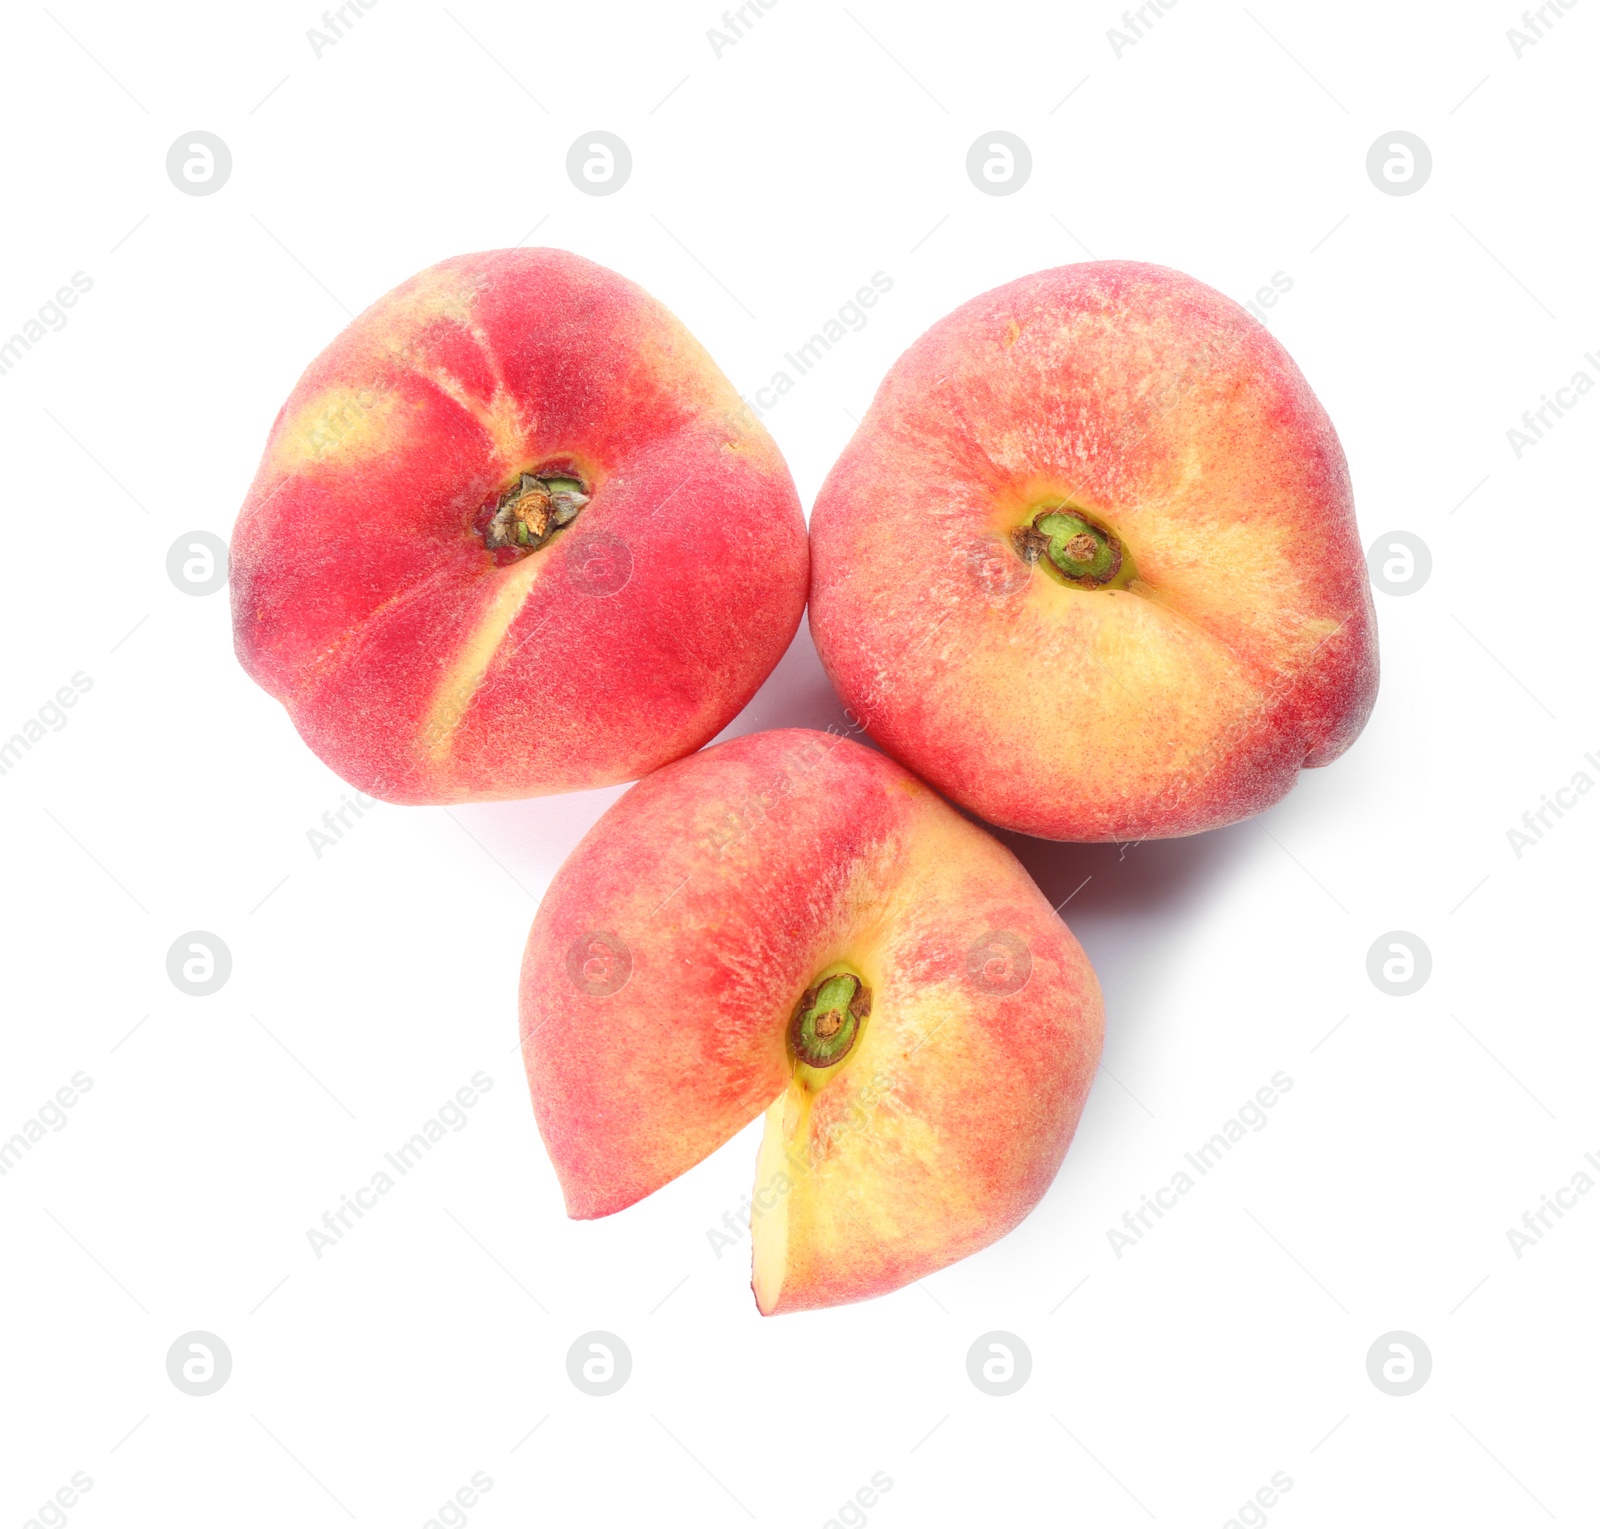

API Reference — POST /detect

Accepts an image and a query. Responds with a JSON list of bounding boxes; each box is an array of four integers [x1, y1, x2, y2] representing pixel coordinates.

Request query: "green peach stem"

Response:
[[790, 972, 871, 1069], [1012, 507, 1127, 588]]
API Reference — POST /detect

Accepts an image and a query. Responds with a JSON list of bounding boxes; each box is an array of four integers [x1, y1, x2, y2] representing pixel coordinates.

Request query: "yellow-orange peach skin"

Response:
[[232, 249, 807, 804], [807, 261, 1378, 841], [519, 728, 1104, 1314]]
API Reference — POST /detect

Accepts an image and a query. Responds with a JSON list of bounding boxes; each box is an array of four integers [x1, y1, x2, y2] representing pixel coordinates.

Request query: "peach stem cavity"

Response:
[[789, 972, 871, 1069], [1012, 506, 1132, 589], [478, 470, 591, 565]]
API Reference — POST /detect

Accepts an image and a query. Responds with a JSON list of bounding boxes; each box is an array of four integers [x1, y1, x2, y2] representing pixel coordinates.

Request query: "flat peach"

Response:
[[232, 249, 806, 803]]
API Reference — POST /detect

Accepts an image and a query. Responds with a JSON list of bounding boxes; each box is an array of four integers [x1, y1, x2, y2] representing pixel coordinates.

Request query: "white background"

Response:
[[2, 1, 1596, 1525]]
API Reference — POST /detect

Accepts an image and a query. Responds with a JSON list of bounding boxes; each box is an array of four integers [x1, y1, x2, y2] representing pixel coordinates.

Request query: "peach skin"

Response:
[[231, 248, 806, 804], [519, 728, 1104, 1314], [807, 261, 1378, 841]]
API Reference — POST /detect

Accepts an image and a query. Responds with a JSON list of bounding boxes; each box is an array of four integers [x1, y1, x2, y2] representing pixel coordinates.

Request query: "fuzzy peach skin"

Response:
[[231, 249, 806, 804], [520, 727, 1103, 1314], [808, 261, 1378, 841]]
